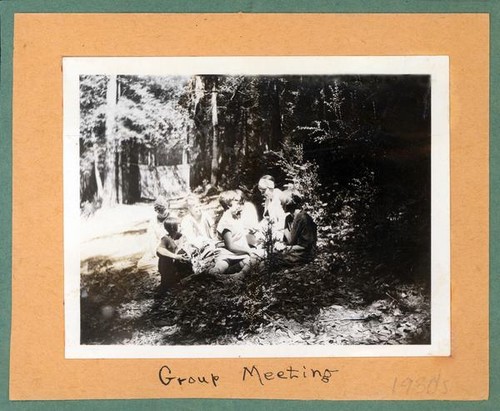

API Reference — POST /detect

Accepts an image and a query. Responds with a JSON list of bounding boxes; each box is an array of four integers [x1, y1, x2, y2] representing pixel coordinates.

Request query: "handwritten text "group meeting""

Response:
[[158, 365, 339, 388]]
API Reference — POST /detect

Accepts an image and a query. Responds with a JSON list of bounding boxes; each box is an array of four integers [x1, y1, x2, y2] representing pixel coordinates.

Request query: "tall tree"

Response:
[[210, 82, 219, 186], [102, 74, 118, 207], [80, 75, 193, 206], [79, 75, 108, 205]]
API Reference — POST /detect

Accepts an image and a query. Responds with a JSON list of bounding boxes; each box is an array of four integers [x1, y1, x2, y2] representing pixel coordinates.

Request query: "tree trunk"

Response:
[[102, 74, 118, 207], [210, 84, 219, 186], [116, 146, 123, 203], [92, 142, 103, 199], [193, 76, 204, 114], [124, 139, 140, 204]]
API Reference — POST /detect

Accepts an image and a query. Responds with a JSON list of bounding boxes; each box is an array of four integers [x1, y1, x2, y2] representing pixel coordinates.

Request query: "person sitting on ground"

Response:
[[212, 190, 263, 277], [276, 190, 317, 265], [180, 195, 218, 274], [156, 217, 192, 294], [257, 175, 286, 241], [137, 196, 170, 272], [180, 195, 216, 249], [236, 188, 260, 247]]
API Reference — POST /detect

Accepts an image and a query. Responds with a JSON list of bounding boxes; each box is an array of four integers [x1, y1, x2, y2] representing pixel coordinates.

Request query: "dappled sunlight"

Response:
[[77, 73, 433, 348], [80, 211, 430, 346]]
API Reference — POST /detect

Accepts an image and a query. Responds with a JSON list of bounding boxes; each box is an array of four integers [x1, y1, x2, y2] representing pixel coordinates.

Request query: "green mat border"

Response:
[[0, 1, 497, 409]]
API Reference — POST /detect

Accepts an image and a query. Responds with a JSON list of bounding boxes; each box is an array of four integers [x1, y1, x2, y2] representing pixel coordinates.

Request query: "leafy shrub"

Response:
[[265, 138, 327, 226]]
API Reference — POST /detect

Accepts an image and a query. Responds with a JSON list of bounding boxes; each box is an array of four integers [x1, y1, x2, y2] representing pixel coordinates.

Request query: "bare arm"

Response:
[[222, 230, 252, 255], [156, 245, 178, 258], [156, 245, 189, 261], [285, 244, 305, 252]]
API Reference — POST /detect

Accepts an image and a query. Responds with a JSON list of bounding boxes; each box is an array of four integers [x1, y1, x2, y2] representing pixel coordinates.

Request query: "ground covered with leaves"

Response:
[[80, 205, 430, 346]]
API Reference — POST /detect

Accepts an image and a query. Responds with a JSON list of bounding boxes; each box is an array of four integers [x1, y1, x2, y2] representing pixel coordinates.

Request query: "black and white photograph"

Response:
[[63, 57, 449, 358]]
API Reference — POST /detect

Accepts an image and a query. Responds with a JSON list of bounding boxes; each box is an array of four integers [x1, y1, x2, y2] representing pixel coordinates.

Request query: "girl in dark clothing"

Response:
[[156, 217, 192, 294], [278, 190, 317, 265]]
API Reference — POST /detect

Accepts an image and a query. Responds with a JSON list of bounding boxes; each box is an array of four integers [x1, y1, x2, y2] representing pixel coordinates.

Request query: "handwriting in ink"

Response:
[[242, 365, 339, 385], [158, 365, 220, 387]]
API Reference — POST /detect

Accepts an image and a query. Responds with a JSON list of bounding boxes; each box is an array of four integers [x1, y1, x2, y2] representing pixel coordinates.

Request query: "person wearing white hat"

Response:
[[257, 175, 286, 240]]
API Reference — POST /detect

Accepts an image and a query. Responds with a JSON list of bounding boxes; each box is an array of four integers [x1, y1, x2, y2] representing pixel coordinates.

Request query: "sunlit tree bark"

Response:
[[102, 74, 118, 207], [210, 82, 219, 186]]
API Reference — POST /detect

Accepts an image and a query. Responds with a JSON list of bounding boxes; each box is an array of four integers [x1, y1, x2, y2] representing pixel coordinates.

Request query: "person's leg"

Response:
[[225, 260, 245, 274], [157, 264, 178, 297], [209, 259, 229, 275], [158, 258, 168, 291], [211, 256, 251, 282], [236, 256, 253, 275]]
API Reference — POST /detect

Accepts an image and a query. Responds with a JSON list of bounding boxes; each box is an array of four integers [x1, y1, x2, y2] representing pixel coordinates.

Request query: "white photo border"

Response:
[[63, 56, 450, 358]]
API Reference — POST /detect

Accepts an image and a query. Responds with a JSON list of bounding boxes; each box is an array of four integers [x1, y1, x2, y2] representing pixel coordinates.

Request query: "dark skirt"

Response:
[[158, 257, 192, 290]]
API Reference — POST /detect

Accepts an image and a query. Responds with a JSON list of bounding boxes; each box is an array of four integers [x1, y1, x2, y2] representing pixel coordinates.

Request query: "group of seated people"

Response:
[[139, 175, 317, 294]]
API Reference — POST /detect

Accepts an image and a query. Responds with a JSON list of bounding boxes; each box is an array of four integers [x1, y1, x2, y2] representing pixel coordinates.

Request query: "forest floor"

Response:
[[80, 203, 431, 346]]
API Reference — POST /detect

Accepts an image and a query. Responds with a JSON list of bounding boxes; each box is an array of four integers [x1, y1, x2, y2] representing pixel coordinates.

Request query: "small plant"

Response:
[[266, 139, 326, 226], [261, 218, 280, 276]]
